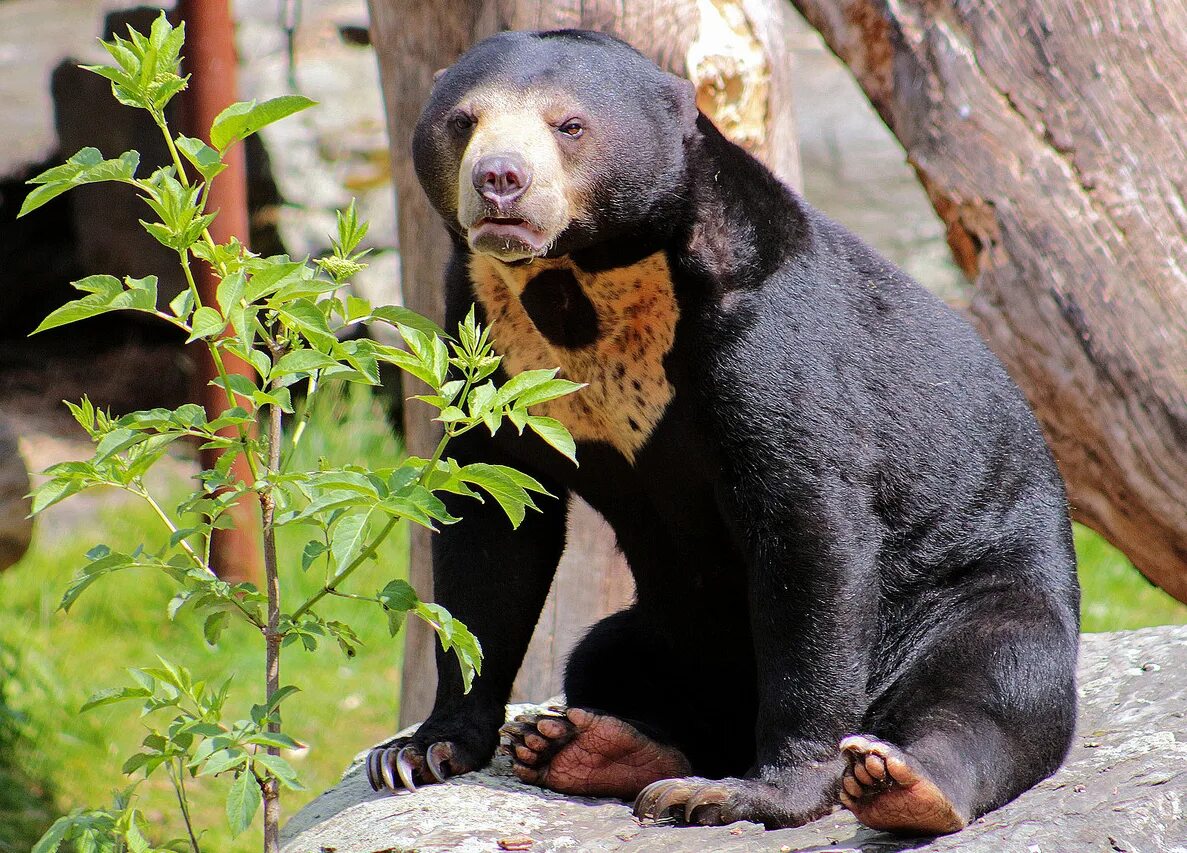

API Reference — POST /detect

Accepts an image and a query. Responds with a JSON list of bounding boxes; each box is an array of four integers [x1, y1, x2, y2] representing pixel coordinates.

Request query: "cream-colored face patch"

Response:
[[470, 252, 680, 462], [456, 87, 580, 260]]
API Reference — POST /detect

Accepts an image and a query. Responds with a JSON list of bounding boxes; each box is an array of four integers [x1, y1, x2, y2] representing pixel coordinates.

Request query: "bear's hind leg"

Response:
[[503, 706, 692, 798], [838, 734, 965, 834], [844, 588, 1078, 835], [503, 606, 752, 799]]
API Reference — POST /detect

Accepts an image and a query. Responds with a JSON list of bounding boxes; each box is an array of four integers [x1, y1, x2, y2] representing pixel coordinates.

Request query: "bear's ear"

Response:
[[433, 67, 448, 83], [663, 72, 699, 133]]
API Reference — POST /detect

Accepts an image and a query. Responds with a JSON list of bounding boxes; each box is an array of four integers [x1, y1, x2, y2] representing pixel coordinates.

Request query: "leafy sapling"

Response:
[[23, 13, 580, 853]]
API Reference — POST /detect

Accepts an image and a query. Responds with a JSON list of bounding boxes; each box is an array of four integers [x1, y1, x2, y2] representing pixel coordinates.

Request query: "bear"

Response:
[[365, 28, 1081, 836]]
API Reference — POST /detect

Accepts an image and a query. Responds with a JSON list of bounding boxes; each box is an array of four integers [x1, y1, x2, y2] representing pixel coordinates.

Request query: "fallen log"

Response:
[[789, 0, 1187, 603]]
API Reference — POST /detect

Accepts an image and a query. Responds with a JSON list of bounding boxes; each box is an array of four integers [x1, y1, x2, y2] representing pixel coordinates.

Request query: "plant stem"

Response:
[[290, 395, 461, 621], [133, 485, 265, 630], [169, 757, 203, 853], [153, 113, 220, 254], [417, 428, 453, 489], [260, 398, 283, 853], [178, 253, 262, 486], [289, 517, 397, 621], [136, 487, 212, 574]]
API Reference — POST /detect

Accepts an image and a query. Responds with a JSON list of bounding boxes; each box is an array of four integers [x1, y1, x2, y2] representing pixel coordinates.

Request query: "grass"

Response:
[[0, 383, 409, 852], [1075, 524, 1187, 632], [0, 383, 1184, 850]]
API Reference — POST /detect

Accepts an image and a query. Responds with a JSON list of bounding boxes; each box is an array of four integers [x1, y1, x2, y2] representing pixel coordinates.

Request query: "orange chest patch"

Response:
[[469, 252, 680, 462]]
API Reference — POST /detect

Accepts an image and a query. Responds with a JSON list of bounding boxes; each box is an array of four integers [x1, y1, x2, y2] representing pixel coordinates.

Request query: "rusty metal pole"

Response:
[[178, 0, 263, 584]]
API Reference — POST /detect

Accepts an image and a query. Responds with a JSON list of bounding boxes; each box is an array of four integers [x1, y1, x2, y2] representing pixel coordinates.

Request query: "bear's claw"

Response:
[[634, 777, 734, 824], [366, 740, 461, 792]]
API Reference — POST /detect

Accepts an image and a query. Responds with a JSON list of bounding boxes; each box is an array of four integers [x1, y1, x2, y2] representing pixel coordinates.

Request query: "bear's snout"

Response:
[[472, 153, 532, 208]]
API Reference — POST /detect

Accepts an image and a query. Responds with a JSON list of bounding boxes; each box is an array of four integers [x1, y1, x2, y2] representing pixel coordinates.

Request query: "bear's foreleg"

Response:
[[367, 446, 569, 792]]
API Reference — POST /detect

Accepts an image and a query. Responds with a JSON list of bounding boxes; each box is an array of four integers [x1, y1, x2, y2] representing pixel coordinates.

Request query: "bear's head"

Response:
[[413, 30, 698, 263]]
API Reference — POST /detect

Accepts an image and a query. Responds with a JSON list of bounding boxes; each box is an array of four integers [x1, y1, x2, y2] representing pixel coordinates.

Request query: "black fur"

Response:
[[519, 268, 599, 348], [404, 29, 1080, 830]]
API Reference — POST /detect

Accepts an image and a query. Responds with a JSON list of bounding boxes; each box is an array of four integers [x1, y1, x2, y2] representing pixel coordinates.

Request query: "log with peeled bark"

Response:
[[789, 0, 1187, 603], [366, 0, 802, 725]]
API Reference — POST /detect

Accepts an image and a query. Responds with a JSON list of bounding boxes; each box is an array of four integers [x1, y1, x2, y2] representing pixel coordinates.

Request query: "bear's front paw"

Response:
[[367, 738, 477, 792], [366, 714, 500, 793], [634, 774, 836, 829], [634, 777, 739, 825]]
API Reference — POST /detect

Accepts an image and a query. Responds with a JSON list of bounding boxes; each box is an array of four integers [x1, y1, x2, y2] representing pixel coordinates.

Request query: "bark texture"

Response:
[[790, 0, 1187, 602], [367, 0, 801, 725], [284, 626, 1187, 852]]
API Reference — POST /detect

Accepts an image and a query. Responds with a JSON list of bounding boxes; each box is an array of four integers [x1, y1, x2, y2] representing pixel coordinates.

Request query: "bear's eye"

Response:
[[558, 120, 584, 138], [449, 112, 474, 133]]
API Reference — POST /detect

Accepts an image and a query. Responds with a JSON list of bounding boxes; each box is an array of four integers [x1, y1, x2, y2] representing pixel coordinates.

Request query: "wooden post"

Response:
[[367, 0, 800, 724], [178, 0, 263, 584], [791, 0, 1187, 603]]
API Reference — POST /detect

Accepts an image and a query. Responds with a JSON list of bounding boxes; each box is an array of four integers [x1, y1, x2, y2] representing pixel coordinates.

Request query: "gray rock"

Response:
[[283, 626, 1187, 853], [0, 422, 32, 572]]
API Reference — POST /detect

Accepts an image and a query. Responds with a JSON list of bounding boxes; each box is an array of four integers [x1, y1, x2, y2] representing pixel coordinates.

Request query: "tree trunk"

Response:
[[367, 0, 801, 724], [791, 0, 1187, 603]]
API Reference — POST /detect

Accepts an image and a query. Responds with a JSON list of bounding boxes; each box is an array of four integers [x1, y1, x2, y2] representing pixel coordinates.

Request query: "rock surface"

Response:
[[283, 626, 1186, 853]]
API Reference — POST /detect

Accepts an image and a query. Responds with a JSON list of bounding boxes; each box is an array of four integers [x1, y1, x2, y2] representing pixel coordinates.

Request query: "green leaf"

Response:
[[271, 349, 339, 379], [203, 611, 230, 646], [187, 306, 226, 342], [252, 386, 293, 413], [300, 540, 328, 572], [226, 769, 262, 836], [210, 95, 316, 152], [265, 685, 301, 714], [334, 198, 369, 255], [31, 815, 73, 853], [457, 463, 544, 528], [330, 509, 373, 574], [211, 372, 258, 400], [344, 295, 371, 322], [80, 685, 152, 713], [32, 274, 158, 334], [216, 269, 246, 315], [244, 259, 306, 302], [277, 298, 335, 349], [370, 305, 447, 340], [245, 730, 302, 750], [416, 602, 483, 692], [95, 427, 149, 461], [176, 135, 227, 181], [20, 148, 140, 217], [496, 368, 558, 404], [527, 416, 578, 465], [378, 578, 418, 612], [169, 288, 195, 321], [195, 749, 248, 777], [513, 378, 585, 409], [30, 477, 85, 515], [254, 753, 305, 790], [379, 485, 457, 529]]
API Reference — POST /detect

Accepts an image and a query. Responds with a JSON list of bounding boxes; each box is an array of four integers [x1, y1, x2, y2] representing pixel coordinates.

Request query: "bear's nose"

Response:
[[472, 154, 532, 206]]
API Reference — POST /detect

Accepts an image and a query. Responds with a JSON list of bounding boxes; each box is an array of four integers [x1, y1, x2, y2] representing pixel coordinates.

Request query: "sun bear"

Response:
[[365, 29, 1080, 836]]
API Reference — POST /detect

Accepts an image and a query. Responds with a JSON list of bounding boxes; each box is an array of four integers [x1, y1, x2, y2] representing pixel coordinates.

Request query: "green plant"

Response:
[[19, 14, 579, 853]]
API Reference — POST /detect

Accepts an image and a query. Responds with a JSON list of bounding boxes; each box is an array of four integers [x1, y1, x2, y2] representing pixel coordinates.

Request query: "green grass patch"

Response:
[[1075, 523, 1187, 632], [0, 384, 408, 852]]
